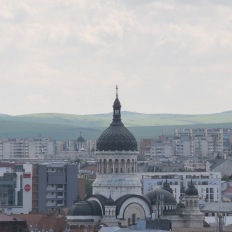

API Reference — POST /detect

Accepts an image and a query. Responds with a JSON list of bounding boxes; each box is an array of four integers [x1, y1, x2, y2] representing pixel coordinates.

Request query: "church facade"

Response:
[[67, 87, 204, 229]]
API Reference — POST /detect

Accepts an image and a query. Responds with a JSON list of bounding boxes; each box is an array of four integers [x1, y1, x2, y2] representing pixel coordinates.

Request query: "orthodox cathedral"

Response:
[[67, 87, 204, 229]]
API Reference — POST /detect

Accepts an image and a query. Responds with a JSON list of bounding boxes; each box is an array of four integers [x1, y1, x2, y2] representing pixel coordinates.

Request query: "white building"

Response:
[[140, 171, 221, 203], [0, 163, 33, 214], [0, 137, 55, 159]]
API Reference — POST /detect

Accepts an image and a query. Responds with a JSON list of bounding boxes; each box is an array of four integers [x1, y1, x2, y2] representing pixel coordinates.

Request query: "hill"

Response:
[[0, 111, 232, 140]]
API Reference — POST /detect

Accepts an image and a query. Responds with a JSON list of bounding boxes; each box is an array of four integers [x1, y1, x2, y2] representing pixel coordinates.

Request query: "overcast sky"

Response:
[[0, 0, 232, 115]]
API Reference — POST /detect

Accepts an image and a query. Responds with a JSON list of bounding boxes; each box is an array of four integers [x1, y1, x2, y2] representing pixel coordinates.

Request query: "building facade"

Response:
[[0, 163, 33, 214], [140, 171, 221, 203], [35, 162, 78, 213], [0, 138, 55, 160]]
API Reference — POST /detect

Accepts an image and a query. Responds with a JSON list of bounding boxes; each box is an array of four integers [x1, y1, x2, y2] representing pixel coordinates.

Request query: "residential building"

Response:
[[140, 171, 221, 203], [35, 162, 78, 213], [0, 137, 55, 160]]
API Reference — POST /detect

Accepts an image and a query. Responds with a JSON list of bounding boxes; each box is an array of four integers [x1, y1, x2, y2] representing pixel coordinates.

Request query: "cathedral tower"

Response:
[[92, 86, 142, 200]]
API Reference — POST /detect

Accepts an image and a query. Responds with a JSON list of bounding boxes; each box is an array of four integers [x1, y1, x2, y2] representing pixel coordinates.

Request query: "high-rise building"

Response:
[[33, 162, 78, 213]]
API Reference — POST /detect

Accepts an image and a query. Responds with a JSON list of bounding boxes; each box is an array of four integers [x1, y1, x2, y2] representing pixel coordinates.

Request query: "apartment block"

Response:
[[0, 138, 55, 160], [144, 128, 226, 158], [140, 171, 221, 203], [36, 162, 78, 213]]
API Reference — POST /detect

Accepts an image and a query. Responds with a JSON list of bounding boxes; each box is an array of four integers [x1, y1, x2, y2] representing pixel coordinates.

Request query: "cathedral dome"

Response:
[[162, 179, 173, 194], [185, 180, 198, 196], [67, 200, 102, 216], [105, 196, 115, 206], [146, 189, 177, 205], [77, 133, 85, 143], [96, 87, 137, 152]]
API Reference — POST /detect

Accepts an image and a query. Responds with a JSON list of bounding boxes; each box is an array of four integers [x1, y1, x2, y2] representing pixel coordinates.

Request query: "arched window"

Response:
[[190, 200, 193, 207], [194, 200, 197, 207], [128, 218, 131, 226]]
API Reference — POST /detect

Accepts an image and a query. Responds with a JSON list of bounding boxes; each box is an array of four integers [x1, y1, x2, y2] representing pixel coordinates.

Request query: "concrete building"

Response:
[[150, 137, 173, 158], [0, 163, 33, 214], [34, 162, 78, 213], [140, 171, 221, 203], [144, 128, 226, 159], [0, 138, 55, 160]]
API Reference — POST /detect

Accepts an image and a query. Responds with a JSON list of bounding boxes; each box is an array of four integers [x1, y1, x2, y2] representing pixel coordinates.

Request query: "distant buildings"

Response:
[[0, 135, 97, 162], [0, 138, 55, 160], [142, 128, 228, 159]]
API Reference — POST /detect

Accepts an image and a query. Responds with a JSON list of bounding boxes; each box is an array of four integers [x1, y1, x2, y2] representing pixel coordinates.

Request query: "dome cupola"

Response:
[[77, 132, 85, 143], [105, 195, 115, 206], [67, 200, 102, 216], [162, 178, 173, 194], [185, 180, 198, 196], [96, 86, 137, 151]]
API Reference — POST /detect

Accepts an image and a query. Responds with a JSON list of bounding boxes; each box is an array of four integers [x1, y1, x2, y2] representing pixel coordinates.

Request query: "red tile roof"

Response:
[[12, 213, 67, 231]]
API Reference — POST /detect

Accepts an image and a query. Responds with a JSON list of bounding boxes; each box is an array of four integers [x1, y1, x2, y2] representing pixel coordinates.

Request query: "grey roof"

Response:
[[200, 203, 232, 213], [86, 194, 108, 214], [209, 159, 228, 170], [146, 189, 177, 205], [67, 200, 102, 216]]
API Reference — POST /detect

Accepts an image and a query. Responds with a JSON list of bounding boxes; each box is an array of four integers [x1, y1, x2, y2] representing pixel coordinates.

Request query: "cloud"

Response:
[[0, 0, 232, 115]]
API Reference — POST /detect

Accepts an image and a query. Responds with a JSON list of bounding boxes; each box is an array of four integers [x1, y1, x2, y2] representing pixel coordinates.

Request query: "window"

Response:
[[115, 110, 119, 115]]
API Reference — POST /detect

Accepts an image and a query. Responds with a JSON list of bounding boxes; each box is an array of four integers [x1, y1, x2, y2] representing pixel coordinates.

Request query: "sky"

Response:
[[0, 0, 232, 116]]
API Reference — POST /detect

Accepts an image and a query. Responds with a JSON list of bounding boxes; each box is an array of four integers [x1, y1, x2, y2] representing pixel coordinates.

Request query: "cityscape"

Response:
[[1, 90, 232, 231], [1, 1, 232, 232]]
